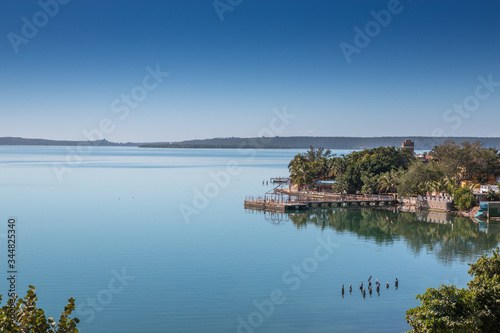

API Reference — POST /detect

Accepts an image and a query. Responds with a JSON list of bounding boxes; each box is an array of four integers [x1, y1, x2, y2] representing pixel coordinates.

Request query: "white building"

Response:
[[480, 185, 499, 194]]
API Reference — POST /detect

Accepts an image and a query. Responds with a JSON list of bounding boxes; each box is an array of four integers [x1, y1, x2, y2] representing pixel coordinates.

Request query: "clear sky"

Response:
[[1, 0, 499, 142]]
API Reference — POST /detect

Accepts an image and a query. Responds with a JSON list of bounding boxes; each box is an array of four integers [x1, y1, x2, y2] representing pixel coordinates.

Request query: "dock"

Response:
[[244, 193, 399, 212], [244, 196, 308, 212], [270, 177, 290, 184]]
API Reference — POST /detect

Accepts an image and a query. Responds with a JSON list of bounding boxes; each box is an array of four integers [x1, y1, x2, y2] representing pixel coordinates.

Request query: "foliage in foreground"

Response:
[[0, 286, 79, 332], [406, 247, 500, 332]]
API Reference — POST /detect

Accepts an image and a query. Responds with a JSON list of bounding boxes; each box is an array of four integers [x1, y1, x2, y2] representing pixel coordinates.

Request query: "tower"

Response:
[[402, 139, 415, 155]]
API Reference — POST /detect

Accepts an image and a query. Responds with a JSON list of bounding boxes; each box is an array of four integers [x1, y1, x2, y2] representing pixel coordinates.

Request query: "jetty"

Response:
[[244, 191, 398, 212], [270, 177, 290, 184]]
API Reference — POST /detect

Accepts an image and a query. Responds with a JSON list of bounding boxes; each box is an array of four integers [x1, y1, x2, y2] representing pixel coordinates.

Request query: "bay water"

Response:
[[0, 146, 498, 332]]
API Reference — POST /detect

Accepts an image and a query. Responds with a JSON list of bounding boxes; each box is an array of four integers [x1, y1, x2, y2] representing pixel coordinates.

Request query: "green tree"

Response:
[[453, 187, 476, 211], [330, 155, 348, 178], [406, 247, 500, 333], [288, 147, 334, 188], [431, 141, 500, 183], [467, 247, 500, 331], [378, 169, 403, 194], [305, 146, 332, 163], [397, 161, 444, 197], [443, 177, 459, 196], [332, 146, 413, 193], [406, 285, 476, 332], [484, 188, 500, 201], [312, 156, 332, 181], [0, 286, 79, 332], [361, 173, 380, 195], [288, 154, 313, 189], [331, 176, 349, 194], [429, 179, 447, 195]]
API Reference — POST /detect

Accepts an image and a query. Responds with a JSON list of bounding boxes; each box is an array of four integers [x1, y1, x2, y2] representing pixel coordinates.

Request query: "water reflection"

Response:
[[247, 207, 500, 264]]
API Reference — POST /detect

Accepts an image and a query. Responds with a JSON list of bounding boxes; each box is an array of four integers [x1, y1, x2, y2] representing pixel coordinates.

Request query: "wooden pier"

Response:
[[244, 193, 399, 212], [244, 196, 308, 212]]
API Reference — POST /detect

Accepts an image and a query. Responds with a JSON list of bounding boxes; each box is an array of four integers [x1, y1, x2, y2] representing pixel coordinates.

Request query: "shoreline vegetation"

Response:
[[284, 141, 500, 216]]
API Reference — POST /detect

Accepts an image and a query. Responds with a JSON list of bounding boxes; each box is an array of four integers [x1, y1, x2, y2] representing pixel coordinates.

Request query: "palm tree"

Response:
[[305, 146, 332, 163], [289, 154, 313, 189], [378, 169, 402, 194], [445, 177, 458, 196], [330, 156, 347, 178], [313, 157, 331, 180], [430, 180, 447, 196], [417, 180, 433, 196]]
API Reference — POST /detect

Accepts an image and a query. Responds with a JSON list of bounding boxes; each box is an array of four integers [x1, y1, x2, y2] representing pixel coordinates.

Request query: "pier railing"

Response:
[[245, 193, 397, 204], [275, 189, 397, 201], [308, 194, 397, 202], [401, 195, 453, 204], [245, 196, 310, 204]]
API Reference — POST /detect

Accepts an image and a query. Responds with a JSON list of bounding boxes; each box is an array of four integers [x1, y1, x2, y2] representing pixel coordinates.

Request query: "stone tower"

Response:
[[402, 139, 415, 155]]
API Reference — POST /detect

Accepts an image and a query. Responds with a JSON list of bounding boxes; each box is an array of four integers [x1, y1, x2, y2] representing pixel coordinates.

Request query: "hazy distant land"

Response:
[[1, 136, 499, 150], [0, 137, 137, 146], [139, 136, 500, 150]]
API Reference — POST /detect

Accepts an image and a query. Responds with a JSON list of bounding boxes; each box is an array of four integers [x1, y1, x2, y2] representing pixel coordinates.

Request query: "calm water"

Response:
[[0, 146, 498, 332]]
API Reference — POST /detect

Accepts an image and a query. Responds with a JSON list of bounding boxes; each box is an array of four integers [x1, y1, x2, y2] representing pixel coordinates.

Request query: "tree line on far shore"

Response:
[[140, 136, 500, 150], [288, 141, 500, 211]]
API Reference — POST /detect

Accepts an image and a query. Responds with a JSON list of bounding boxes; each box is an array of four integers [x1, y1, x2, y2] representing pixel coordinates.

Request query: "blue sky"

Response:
[[1, 0, 499, 142]]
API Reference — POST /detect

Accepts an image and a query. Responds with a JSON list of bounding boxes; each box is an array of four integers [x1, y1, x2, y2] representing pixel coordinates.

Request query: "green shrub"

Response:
[[0, 286, 79, 332], [453, 187, 476, 211], [406, 247, 500, 332], [485, 188, 500, 201]]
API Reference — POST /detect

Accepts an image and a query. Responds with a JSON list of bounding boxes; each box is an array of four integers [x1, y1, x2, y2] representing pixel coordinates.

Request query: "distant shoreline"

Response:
[[0, 137, 139, 147], [1, 136, 499, 150], [140, 136, 500, 150]]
